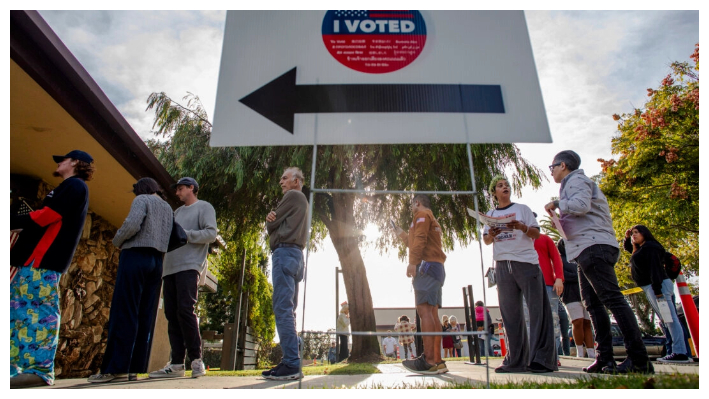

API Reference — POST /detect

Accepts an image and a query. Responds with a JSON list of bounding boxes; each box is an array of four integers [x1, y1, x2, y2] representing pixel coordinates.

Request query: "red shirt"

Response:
[[534, 234, 564, 286]]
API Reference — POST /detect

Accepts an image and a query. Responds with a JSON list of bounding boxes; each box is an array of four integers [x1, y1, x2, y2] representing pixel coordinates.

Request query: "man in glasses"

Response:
[[545, 150, 651, 375]]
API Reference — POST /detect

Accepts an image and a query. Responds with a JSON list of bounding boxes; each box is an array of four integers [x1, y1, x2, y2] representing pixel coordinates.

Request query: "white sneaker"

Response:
[[191, 359, 206, 378], [149, 362, 185, 378]]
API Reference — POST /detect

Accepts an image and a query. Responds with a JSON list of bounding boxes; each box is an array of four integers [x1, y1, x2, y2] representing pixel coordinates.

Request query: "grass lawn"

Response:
[[144, 362, 380, 378], [433, 373, 699, 389], [135, 359, 698, 388]]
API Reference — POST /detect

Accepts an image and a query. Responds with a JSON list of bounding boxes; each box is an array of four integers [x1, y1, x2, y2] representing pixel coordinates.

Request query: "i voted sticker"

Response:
[[322, 10, 427, 74]]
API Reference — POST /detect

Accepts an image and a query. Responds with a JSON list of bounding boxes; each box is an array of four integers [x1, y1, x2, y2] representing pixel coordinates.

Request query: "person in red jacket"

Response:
[[534, 232, 564, 365]]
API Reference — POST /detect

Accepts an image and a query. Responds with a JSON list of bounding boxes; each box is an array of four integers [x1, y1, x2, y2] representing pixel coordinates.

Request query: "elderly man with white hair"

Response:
[[262, 167, 309, 380]]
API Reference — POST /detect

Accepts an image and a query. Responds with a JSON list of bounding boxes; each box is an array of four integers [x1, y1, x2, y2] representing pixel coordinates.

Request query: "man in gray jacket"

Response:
[[149, 177, 217, 379], [545, 150, 651, 374]]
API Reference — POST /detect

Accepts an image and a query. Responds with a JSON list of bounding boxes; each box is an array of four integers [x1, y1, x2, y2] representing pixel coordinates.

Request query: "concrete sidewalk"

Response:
[[32, 357, 698, 389]]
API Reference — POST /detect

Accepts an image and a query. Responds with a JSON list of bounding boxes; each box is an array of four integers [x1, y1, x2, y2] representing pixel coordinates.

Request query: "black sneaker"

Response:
[[583, 359, 616, 373], [611, 358, 655, 374], [528, 362, 553, 373], [269, 364, 303, 380], [261, 363, 283, 378], [401, 355, 438, 375], [657, 353, 690, 364]]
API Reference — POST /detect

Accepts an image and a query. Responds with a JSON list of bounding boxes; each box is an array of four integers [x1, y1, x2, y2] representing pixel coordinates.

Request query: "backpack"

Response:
[[664, 252, 682, 280]]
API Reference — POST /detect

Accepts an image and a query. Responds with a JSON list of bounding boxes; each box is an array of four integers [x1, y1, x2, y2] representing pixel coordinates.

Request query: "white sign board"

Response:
[[212, 10, 551, 147]]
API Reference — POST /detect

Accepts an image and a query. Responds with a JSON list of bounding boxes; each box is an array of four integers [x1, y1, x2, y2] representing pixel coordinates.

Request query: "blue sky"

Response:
[[36, 9, 699, 334]]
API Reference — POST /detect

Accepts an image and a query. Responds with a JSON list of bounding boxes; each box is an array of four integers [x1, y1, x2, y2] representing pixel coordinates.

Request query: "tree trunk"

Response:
[[317, 192, 380, 360]]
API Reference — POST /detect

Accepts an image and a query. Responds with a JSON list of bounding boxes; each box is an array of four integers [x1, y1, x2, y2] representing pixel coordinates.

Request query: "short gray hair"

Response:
[[553, 150, 581, 171], [285, 167, 305, 187]]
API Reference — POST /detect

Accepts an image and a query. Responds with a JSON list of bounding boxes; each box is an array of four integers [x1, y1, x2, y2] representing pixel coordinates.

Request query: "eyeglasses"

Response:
[[548, 163, 561, 172]]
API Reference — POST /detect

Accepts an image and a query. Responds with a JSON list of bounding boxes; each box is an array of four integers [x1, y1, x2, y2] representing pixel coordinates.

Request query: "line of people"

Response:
[[484, 150, 658, 374], [10, 150, 219, 388], [331, 149, 688, 376], [11, 153, 690, 387]]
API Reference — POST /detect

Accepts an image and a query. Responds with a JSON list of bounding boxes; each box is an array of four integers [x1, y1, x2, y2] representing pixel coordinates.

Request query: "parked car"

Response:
[[568, 323, 666, 359], [611, 323, 666, 358]]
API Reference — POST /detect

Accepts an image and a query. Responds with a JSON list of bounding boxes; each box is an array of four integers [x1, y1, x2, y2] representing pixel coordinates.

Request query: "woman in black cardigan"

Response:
[[624, 225, 690, 363]]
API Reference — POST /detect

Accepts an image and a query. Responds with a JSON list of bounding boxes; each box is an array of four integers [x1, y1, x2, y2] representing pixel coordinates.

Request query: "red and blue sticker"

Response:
[[322, 10, 427, 74]]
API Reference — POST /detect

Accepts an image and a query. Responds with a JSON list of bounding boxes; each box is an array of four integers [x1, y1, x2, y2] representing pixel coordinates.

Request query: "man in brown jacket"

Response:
[[394, 194, 447, 374], [262, 167, 308, 380]]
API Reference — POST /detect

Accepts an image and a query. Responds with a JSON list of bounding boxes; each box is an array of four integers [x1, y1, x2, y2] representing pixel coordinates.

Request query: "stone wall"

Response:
[[55, 211, 120, 378], [13, 177, 120, 379]]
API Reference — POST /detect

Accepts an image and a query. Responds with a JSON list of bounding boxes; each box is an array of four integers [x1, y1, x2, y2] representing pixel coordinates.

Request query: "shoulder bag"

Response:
[[167, 217, 187, 252]]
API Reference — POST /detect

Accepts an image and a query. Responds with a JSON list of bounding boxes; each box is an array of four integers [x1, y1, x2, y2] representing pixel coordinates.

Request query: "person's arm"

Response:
[[548, 236, 564, 295], [12, 179, 84, 230], [558, 178, 594, 216], [13, 206, 62, 230], [648, 249, 666, 297], [507, 206, 540, 239], [112, 196, 148, 248], [397, 228, 409, 246], [266, 191, 300, 234], [408, 212, 430, 267], [482, 221, 496, 245], [623, 235, 634, 254], [185, 202, 218, 244], [549, 237, 564, 281]]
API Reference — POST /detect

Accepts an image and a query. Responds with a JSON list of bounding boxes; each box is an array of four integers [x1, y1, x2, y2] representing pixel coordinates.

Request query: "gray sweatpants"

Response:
[[496, 260, 558, 372]]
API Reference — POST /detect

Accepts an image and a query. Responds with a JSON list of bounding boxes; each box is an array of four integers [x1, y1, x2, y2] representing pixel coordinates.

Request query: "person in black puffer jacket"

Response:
[[557, 239, 594, 359], [624, 225, 690, 363]]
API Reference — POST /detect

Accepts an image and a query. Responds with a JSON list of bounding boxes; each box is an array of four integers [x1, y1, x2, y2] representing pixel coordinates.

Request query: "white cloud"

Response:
[[40, 10, 226, 139]]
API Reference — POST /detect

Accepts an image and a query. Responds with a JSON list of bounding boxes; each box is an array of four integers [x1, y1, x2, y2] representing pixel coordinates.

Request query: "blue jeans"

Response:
[[272, 247, 304, 368], [558, 301, 571, 356], [576, 244, 648, 362], [546, 286, 561, 359], [640, 279, 688, 356]]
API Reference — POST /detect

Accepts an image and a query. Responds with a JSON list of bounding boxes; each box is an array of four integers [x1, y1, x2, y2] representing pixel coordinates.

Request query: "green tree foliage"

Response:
[[197, 249, 275, 346], [538, 214, 561, 242], [299, 330, 335, 361], [145, 92, 545, 360], [598, 43, 699, 290]]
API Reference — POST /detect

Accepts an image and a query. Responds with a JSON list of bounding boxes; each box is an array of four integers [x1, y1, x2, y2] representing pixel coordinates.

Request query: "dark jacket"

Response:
[[624, 238, 669, 296], [11, 176, 89, 273], [558, 240, 582, 304], [266, 189, 308, 250]]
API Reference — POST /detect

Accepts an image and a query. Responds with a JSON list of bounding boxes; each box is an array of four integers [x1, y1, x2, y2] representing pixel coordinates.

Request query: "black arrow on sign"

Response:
[[239, 67, 505, 134]]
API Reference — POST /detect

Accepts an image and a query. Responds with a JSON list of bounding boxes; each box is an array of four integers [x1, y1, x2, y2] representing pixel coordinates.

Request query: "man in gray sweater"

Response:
[[545, 151, 650, 375], [149, 177, 217, 379], [261, 167, 308, 380]]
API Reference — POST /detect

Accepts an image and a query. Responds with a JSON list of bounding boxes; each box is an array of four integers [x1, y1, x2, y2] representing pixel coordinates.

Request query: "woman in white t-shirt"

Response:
[[482, 175, 557, 374]]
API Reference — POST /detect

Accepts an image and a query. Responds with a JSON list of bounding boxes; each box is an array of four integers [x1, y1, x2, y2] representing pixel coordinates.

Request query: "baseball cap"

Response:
[[170, 177, 199, 190], [53, 150, 94, 164]]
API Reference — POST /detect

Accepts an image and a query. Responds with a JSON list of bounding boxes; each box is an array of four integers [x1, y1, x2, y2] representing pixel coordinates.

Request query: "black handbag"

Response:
[[167, 218, 187, 252]]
